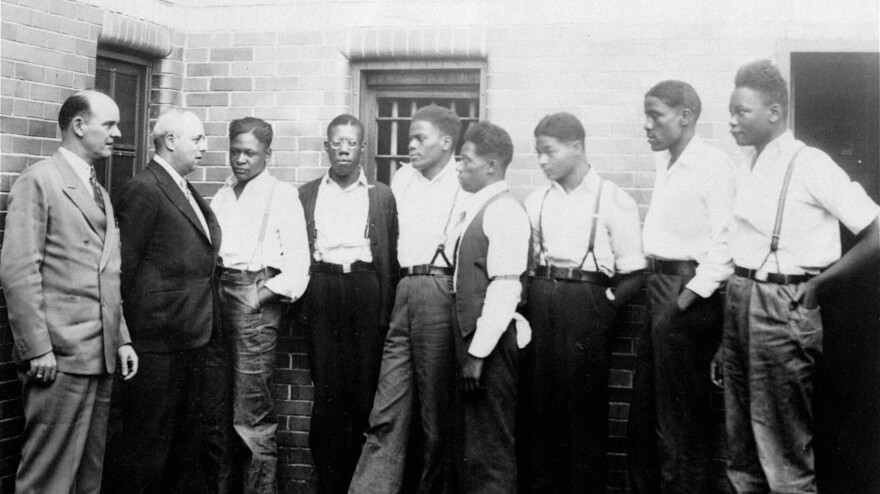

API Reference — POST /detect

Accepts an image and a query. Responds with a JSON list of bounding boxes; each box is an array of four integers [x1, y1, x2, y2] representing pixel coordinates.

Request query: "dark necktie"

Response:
[[89, 166, 105, 214]]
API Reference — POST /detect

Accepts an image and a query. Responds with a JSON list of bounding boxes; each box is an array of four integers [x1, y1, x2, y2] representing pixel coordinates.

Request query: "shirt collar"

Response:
[[745, 129, 795, 164], [663, 134, 705, 170], [415, 155, 457, 184], [222, 168, 272, 189], [321, 166, 369, 191], [153, 154, 187, 189], [549, 166, 601, 195], [58, 146, 92, 180], [464, 180, 509, 216]]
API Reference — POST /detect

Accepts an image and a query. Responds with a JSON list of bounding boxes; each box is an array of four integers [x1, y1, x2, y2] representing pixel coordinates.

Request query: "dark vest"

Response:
[[454, 191, 528, 339]]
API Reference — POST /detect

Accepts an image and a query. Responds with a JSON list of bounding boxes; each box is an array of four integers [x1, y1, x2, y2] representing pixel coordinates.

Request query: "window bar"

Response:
[[389, 100, 399, 181]]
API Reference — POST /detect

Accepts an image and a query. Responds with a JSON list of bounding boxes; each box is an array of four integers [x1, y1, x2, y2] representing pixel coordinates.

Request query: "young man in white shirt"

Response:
[[298, 114, 399, 494], [627, 81, 735, 494], [521, 112, 646, 493], [451, 120, 531, 493], [350, 105, 468, 494], [723, 59, 879, 494], [211, 117, 311, 493]]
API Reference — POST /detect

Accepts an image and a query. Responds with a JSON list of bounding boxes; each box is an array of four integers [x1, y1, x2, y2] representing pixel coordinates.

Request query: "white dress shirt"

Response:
[[524, 167, 646, 277], [210, 170, 311, 300], [58, 146, 95, 192], [392, 157, 470, 268], [643, 136, 736, 297], [730, 130, 879, 274], [454, 181, 532, 358], [153, 155, 210, 239], [313, 169, 373, 264]]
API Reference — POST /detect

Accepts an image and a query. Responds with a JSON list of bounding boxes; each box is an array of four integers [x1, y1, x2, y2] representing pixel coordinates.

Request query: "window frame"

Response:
[[352, 61, 488, 184]]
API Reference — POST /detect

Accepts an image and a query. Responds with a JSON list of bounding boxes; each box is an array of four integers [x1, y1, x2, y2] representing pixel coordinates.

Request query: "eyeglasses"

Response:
[[329, 137, 360, 150]]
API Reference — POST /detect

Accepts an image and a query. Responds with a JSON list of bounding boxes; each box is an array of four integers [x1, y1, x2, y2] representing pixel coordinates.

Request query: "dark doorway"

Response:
[[95, 51, 151, 204], [792, 51, 880, 494]]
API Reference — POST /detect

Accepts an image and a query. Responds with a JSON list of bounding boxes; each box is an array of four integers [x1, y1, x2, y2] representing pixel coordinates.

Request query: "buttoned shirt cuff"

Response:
[[615, 254, 648, 275], [468, 279, 526, 358]]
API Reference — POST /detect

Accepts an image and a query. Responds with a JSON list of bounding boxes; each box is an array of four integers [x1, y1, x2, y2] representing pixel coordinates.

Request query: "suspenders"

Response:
[[537, 179, 604, 272], [755, 145, 806, 275], [429, 188, 461, 267]]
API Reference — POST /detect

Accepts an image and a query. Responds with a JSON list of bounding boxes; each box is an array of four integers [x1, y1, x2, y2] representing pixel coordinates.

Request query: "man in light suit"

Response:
[[0, 89, 139, 494], [110, 108, 222, 493]]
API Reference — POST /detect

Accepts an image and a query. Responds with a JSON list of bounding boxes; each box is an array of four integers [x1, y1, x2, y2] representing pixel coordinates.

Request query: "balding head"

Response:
[[58, 90, 121, 163], [152, 108, 206, 176]]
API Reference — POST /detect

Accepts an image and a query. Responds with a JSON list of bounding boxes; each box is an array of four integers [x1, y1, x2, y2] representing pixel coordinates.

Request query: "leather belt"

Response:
[[647, 258, 698, 277], [218, 266, 280, 281], [531, 265, 611, 286], [400, 264, 454, 277], [733, 265, 814, 285], [310, 261, 375, 275]]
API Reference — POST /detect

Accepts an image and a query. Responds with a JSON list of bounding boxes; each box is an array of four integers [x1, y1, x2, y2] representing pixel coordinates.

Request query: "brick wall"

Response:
[[1, 1, 877, 493]]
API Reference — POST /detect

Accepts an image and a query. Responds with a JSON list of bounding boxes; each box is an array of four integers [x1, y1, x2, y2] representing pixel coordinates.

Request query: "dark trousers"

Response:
[[201, 324, 239, 494], [349, 274, 455, 494], [520, 278, 617, 494], [627, 273, 723, 494], [114, 348, 206, 494], [452, 321, 520, 494], [723, 275, 822, 494], [16, 371, 112, 494], [306, 271, 387, 494]]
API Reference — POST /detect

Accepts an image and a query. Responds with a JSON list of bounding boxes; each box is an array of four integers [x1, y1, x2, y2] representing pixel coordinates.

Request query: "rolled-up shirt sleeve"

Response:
[[607, 187, 647, 275], [468, 197, 531, 358]]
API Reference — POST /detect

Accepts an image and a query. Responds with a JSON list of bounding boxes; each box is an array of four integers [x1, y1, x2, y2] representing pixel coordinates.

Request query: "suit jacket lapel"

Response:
[[149, 161, 212, 245], [55, 151, 107, 238], [191, 184, 221, 252], [99, 191, 117, 272], [302, 181, 319, 256]]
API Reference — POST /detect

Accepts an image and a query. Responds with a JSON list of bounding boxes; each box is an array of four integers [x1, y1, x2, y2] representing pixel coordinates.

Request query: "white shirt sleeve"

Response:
[[263, 185, 311, 301], [606, 187, 647, 274], [468, 197, 531, 358], [687, 157, 736, 298], [802, 147, 880, 235]]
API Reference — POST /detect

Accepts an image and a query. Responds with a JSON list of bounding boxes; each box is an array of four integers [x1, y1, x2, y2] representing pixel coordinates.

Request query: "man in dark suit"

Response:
[[298, 114, 398, 494], [111, 108, 222, 493], [0, 89, 138, 494]]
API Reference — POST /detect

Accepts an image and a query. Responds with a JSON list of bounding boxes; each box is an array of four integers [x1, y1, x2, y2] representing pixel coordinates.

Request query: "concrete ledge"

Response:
[[99, 12, 173, 58], [342, 26, 487, 61]]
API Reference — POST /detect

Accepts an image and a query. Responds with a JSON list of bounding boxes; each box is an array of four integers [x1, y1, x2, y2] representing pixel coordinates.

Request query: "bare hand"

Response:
[[460, 355, 484, 393], [793, 279, 819, 310], [710, 346, 723, 388], [117, 344, 139, 380], [28, 351, 57, 383], [676, 288, 699, 312]]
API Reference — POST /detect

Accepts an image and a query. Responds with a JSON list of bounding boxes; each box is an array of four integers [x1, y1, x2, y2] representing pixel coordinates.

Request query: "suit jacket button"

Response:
[[84, 239, 90, 245]]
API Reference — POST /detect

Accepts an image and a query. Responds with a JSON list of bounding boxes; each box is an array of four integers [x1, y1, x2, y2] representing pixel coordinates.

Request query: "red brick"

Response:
[[31, 11, 89, 39], [186, 93, 229, 107], [74, 3, 102, 24], [0, 4, 33, 26], [210, 77, 252, 91], [42, 68, 75, 87], [211, 47, 253, 62], [231, 92, 272, 107], [0, 116, 28, 135], [28, 119, 56, 139], [254, 76, 298, 91], [187, 63, 229, 77], [2, 155, 26, 173], [232, 32, 276, 47], [0, 22, 18, 42]]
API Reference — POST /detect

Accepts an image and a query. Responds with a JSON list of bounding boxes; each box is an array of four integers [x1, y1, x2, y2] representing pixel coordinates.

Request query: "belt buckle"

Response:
[[754, 270, 769, 282], [342, 263, 352, 274]]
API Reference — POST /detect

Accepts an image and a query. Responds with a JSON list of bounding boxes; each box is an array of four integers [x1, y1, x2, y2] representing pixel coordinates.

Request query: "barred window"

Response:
[[356, 66, 485, 184]]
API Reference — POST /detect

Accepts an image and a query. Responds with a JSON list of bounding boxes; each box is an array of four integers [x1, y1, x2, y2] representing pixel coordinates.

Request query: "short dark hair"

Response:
[[229, 117, 274, 148], [463, 121, 514, 169], [534, 112, 585, 144], [735, 59, 788, 116], [58, 92, 93, 131], [411, 104, 462, 148], [645, 80, 702, 121], [326, 114, 364, 141]]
